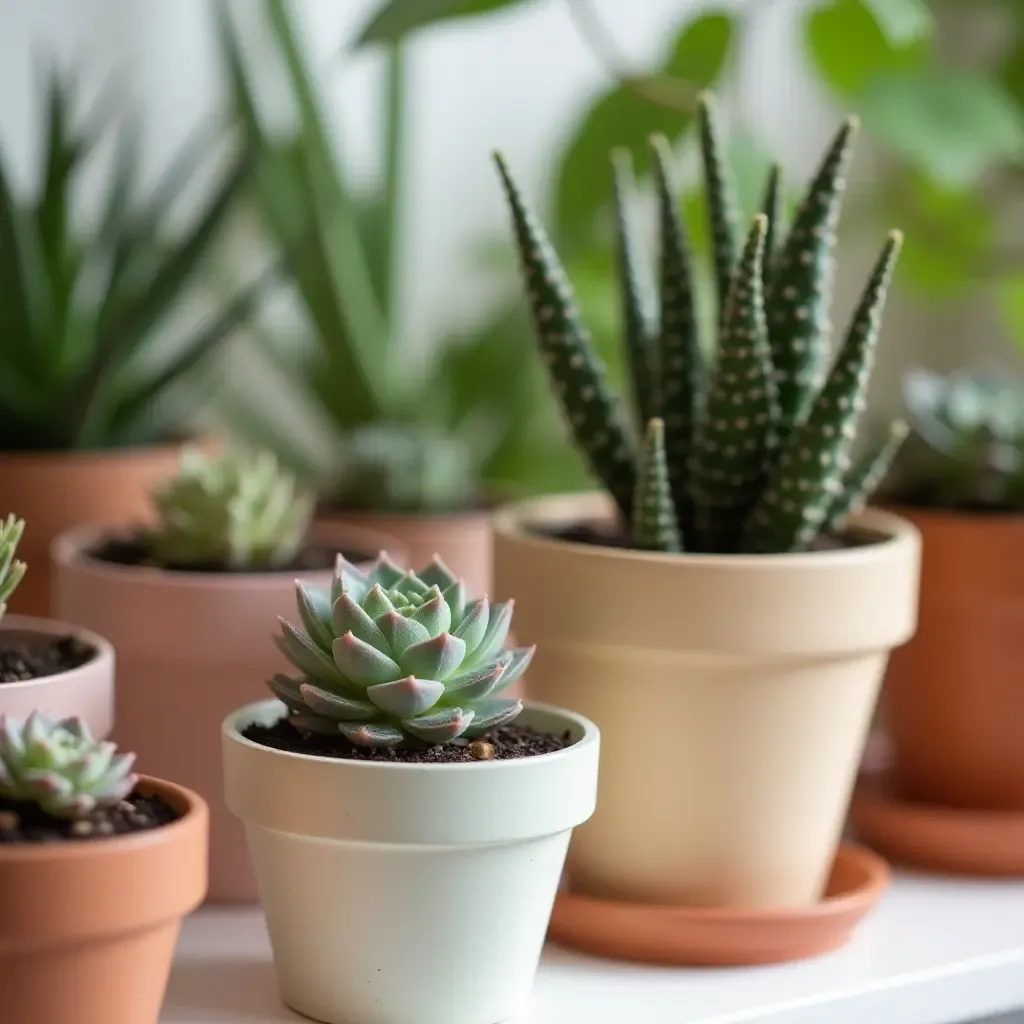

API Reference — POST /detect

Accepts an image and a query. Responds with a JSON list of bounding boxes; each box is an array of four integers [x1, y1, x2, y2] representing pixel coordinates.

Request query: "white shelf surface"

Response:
[[163, 870, 1024, 1024]]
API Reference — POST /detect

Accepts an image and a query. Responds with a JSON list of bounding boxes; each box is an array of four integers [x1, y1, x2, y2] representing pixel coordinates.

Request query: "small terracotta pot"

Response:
[[51, 523, 400, 902], [881, 506, 1024, 811], [0, 615, 115, 738], [0, 442, 187, 617], [316, 506, 494, 597], [494, 492, 921, 909], [0, 775, 208, 1024]]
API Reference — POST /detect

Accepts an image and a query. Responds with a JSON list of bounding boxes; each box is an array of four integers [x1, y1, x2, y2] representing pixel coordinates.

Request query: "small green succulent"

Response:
[[146, 448, 315, 570], [892, 368, 1024, 511], [0, 515, 26, 620], [0, 712, 137, 819], [494, 92, 907, 554], [270, 553, 532, 747]]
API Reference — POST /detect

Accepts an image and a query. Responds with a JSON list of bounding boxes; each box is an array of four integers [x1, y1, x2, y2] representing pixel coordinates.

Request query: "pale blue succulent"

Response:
[[270, 553, 533, 747], [0, 713, 137, 819]]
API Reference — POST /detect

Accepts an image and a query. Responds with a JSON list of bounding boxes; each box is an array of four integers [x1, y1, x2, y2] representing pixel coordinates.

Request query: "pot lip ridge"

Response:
[[882, 501, 1024, 526], [223, 697, 599, 774], [0, 614, 114, 692], [493, 491, 919, 569], [0, 774, 208, 862]]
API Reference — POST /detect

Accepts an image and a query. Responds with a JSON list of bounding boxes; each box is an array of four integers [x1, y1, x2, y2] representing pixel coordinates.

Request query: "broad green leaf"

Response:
[[354, 0, 534, 47], [805, 0, 930, 99], [859, 70, 1024, 187], [553, 12, 734, 249]]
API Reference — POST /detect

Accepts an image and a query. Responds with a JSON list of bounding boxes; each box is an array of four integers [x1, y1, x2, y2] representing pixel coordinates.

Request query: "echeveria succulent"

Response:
[[147, 448, 314, 569], [494, 92, 906, 554], [0, 713, 137, 819], [0, 515, 26, 620], [270, 553, 533, 747]]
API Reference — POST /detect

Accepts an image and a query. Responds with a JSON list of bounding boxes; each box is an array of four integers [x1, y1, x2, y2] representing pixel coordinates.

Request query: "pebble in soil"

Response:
[[0, 635, 94, 683], [0, 791, 181, 844], [243, 718, 573, 763]]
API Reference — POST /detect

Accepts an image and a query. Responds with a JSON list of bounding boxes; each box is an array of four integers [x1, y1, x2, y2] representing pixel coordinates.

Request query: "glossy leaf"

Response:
[[354, 0, 533, 47]]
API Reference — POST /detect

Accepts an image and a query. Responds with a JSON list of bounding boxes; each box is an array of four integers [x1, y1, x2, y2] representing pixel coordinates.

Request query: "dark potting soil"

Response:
[[0, 634, 94, 684], [89, 534, 365, 574], [243, 718, 573, 763], [0, 790, 180, 845]]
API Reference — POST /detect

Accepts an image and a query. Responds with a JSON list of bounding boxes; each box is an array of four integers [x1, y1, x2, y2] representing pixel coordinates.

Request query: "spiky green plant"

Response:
[[146, 448, 314, 570], [893, 368, 1024, 511], [0, 712, 137, 819], [269, 552, 532, 747], [0, 62, 270, 452], [0, 516, 26, 620], [494, 93, 907, 554]]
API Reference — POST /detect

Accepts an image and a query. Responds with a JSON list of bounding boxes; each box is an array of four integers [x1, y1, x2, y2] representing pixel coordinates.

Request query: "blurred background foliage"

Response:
[[218, 0, 1024, 504]]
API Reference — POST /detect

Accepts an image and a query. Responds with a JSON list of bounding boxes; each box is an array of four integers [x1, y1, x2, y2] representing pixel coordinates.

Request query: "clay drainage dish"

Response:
[[547, 843, 890, 967], [851, 772, 1024, 878]]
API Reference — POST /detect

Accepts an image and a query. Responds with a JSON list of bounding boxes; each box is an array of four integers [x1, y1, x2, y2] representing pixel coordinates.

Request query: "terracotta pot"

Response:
[[881, 506, 1024, 811], [316, 506, 494, 597], [51, 523, 400, 903], [0, 775, 208, 1024], [0, 442, 187, 617], [0, 615, 115, 738], [493, 492, 921, 909]]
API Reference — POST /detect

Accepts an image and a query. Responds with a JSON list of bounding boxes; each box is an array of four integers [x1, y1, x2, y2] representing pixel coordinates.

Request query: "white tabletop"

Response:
[[163, 869, 1024, 1024]]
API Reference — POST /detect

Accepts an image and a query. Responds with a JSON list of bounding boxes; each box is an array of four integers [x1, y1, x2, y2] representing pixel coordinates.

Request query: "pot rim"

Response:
[[0, 614, 114, 694], [316, 502, 496, 525], [0, 774, 207, 862], [493, 491, 919, 569], [223, 697, 598, 774], [883, 501, 1024, 526], [51, 522, 395, 590], [0, 437, 190, 466]]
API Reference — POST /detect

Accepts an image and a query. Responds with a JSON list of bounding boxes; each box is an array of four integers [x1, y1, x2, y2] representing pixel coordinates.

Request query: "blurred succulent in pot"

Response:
[[0, 712, 137, 819], [494, 93, 908, 555], [892, 368, 1024, 511], [270, 553, 532, 747], [145, 448, 314, 570], [328, 424, 483, 514], [0, 516, 26, 620]]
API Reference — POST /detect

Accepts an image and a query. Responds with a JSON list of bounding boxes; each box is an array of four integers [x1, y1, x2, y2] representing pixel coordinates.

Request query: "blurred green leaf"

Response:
[[859, 0, 933, 47], [553, 11, 734, 249], [1000, 26, 1024, 112], [355, 0, 534, 46], [805, 0, 930, 99], [859, 70, 1024, 186], [997, 274, 1024, 355]]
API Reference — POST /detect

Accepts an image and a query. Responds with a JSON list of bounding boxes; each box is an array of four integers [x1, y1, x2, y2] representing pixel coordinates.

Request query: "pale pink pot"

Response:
[[0, 616, 114, 738], [51, 523, 400, 903]]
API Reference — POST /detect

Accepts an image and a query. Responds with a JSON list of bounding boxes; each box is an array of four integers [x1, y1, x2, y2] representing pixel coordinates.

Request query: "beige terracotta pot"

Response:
[[493, 493, 921, 909], [51, 523, 400, 903], [0, 775, 208, 1024], [0, 615, 115, 738], [0, 442, 187, 617], [316, 507, 494, 597]]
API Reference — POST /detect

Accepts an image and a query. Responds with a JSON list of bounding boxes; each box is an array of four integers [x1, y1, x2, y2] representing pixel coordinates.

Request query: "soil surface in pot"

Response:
[[243, 718, 572, 763], [0, 634, 94, 683], [0, 789, 180, 845], [89, 534, 368, 574]]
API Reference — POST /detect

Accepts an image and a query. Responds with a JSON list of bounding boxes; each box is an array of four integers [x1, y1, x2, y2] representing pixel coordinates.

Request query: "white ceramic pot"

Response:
[[0, 615, 114, 738], [223, 699, 600, 1024]]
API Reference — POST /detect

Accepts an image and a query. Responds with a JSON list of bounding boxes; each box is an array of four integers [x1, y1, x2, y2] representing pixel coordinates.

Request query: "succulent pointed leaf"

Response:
[[759, 163, 783, 286], [376, 610, 431, 658], [440, 654, 511, 702], [291, 713, 347, 736], [362, 583, 395, 620], [332, 632, 403, 688], [402, 706, 475, 744], [441, 578, 466, 625], [364, 553, 405, 589], [339, 722, 407, 747], [632, 418, 682, 553], [400, 632, 466, 681], [296, 583, 334, 651], [494, 151, 637, 521], [451, 597, 489, 656], [275, 619, 346, 684], [299, 682, 379, 721], [23, 768, 73, 798], [332, 592, 390, 652], [410, 589, 452, 636], [417, 555, 458, 592], [765, 117, 858, 431], [366, 675, 445, 718], [267, 673, 307, 712], [462, 699, 524, 737], [396, 570, 430, 598], [689, 214, 779, 550], [333, 554, 370, 604], [468, 600, 514, 666], [491, 646, 536, 693], [744, 231, 902, 553]]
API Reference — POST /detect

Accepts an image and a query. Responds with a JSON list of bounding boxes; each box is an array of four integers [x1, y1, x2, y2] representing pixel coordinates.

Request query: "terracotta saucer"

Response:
[[851, 770, 1024, 877], [547, 843, 890, 967]]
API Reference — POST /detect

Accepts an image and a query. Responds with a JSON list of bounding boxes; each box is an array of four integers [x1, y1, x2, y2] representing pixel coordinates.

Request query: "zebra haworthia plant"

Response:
[[270, 553, 532, 748], [0, 515, 26, 621], [494, 92, 907, 555]]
